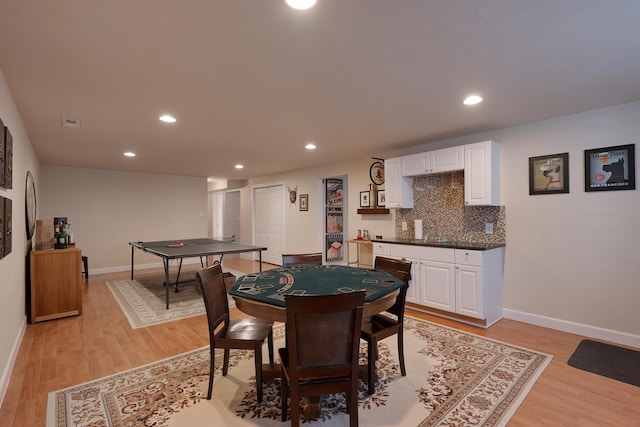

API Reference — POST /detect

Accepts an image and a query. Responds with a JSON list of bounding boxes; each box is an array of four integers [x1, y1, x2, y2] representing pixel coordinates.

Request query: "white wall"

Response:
[[379, 101, 640, 344], [242, 160, 397, 256], [241, 101, 640, 346], [0, 68, 40, 406], [39, 167, 208, 272]]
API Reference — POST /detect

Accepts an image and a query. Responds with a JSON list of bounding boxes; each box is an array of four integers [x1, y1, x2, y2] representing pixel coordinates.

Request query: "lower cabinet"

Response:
[[30, 247, 83, 323], [373, 243, 504, 327]]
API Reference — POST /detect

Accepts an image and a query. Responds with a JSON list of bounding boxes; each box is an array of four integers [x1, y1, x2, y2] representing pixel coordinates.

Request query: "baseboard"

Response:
[[0, 315, 27, 408], [503, 308, 640, 349]]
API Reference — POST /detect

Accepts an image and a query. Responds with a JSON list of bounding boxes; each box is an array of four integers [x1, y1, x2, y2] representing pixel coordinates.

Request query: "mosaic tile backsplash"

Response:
[[394, 171, 506, 244]]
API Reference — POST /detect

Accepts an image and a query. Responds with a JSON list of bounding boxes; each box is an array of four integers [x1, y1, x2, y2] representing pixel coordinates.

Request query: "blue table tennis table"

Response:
[[129, 238, 268, 309]]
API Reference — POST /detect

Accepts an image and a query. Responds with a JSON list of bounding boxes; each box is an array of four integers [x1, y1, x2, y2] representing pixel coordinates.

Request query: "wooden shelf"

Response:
[[357, 208, 390, 215]]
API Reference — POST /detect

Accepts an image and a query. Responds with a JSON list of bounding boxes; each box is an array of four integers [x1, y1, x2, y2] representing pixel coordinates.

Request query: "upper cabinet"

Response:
[[464, 140, 500, 206], [384, 157, 414, 208], [402, 146, 465, 176]]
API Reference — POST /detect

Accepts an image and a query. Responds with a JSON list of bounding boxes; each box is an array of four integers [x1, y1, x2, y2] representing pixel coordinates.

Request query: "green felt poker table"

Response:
[[229, 264, 405, 322]]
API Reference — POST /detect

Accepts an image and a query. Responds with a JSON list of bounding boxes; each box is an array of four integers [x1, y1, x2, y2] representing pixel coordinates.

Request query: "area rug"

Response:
[[47, 316, 551, 426], [106, 268, 244, 328], [568, 339, 640, 387]]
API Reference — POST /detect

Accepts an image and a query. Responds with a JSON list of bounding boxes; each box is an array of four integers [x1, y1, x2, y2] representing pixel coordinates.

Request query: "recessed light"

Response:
[[159, 115, 177, 123], [235, 164, 244, 169], [463, 95, 483, 106], [305, 143, 317, 150], [285, 0, 317, 10], [124, 152, 136, 157]]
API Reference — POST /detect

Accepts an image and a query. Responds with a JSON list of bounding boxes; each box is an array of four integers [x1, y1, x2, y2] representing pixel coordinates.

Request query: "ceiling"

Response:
[[1, 1, 639, 180]]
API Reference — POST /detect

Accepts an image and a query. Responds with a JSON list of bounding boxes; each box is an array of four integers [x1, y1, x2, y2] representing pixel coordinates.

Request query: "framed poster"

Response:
[[377, 190, 386, 207], [299, 194, 308, 211], [360, 191, 370, 207], [325, 178, 343, 205], [529, 153, 569, 195], [326, 207, 343, 232], [584, 144, 635, 192]]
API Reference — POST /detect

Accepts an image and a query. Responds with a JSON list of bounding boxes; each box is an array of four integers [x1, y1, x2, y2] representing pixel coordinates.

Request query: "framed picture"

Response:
[[377, 190, 386, 207], [529, 153, 569, 195], [360, 191, 370, 207], [584, 144, 635, 192], [369, 160, 385, 185], [299, 194, 308, 211]]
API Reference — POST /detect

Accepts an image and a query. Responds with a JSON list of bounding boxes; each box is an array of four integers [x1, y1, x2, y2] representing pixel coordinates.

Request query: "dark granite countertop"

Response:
[[371, 237, 506, 251]]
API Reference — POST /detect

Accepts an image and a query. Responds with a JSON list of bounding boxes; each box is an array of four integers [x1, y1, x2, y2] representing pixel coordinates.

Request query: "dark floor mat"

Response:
[[568, 339, 640, 387]]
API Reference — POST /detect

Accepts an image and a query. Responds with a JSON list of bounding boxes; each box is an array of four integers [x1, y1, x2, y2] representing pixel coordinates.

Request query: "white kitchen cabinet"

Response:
[[420, 260, 455, 310], [379, 242, 504, 327], [401, 152, 430, 176], [455, 263, 483, 319], [402, 146, 464, 176], [454, 248, 504, 325], [384, 157, 414, 208], [373, 243, 420, 304], [464, 140, 500, 206]]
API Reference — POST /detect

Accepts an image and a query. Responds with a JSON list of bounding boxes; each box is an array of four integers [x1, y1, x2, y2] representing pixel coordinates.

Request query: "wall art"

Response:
[[584, 144, 635, 192], [299, 194, 308, 211], [529, 153, 569, 195]]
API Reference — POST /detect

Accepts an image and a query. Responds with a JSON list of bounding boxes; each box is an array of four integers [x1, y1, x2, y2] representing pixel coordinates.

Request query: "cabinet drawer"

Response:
[[455, 249, 483, 266], [373, 242, 390, 256], [392, 244, 454, 263]]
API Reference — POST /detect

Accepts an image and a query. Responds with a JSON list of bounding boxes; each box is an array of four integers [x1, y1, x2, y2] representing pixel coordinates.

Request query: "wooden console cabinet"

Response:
[[30, 247, 83, 323]]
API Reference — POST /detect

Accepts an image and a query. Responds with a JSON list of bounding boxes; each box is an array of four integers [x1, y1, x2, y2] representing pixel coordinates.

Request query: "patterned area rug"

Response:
[[48, 317, 551, 426], [106, 268, 243, 328]]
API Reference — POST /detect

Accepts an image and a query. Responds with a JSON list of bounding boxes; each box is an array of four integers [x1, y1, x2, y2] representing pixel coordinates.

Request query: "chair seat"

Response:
[[217, 319, 273, 343]]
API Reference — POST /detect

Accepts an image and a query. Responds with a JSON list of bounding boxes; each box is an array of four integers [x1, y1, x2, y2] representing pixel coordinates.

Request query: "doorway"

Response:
[[211, 190, 241, 241], [253, 184, 284, 265]]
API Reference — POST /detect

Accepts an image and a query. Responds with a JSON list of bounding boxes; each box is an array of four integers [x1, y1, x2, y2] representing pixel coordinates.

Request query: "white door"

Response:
[[253, 185, 284, 265], [212, 192, 224, 239]]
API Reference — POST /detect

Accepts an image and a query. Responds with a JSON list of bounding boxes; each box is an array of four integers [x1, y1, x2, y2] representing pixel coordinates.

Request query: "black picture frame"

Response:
[[299, 194, 308, 211], [584, 144, 636, 192], [377, 190, 386, 207], [360, 191, 370, 207], [529, 153, 570, 195]]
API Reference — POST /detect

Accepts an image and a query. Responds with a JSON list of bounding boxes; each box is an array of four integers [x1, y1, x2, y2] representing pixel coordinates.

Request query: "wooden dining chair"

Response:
[[361, 256, 412, 395], [279, 291, 365, 427], [281, 253, 323, 267], [195, 263, 274, 402]]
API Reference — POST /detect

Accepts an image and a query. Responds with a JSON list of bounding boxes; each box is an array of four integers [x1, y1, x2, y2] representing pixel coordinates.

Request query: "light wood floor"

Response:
[[1, 258, 638, 426]]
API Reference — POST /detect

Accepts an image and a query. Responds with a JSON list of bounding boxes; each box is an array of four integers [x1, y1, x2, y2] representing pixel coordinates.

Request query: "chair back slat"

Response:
[[282, 253, 323, 267]]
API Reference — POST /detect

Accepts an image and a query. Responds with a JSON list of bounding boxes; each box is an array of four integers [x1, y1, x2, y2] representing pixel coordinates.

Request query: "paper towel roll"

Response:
[[415, 219, 423, 240]]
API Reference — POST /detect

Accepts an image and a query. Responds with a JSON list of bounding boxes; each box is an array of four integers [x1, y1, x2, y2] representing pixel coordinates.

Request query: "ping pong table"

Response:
[[129, 238, 268, 309]]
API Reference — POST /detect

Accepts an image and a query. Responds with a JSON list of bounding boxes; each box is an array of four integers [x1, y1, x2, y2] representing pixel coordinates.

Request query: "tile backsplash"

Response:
[[394, 171, 506, 244]]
